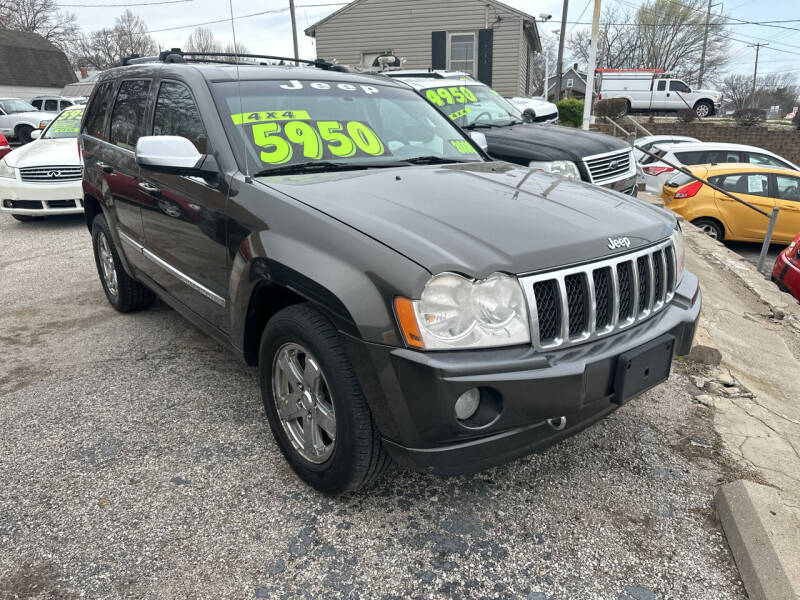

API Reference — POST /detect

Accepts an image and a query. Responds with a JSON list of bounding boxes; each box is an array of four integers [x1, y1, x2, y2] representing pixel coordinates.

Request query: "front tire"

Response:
[[259, 304, 390, 494], [16, 125, 33, 144], [694, 101, 713, 118], [91, 213, 155, 312], [692, 217, 724, 241]]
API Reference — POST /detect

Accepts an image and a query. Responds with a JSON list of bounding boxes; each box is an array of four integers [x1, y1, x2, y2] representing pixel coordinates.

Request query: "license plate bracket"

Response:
[[613, 334, 675, 405]]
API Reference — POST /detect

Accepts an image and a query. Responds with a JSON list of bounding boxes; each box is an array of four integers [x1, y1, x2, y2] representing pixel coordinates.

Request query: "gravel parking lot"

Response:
[[0, 212, 749, 599]]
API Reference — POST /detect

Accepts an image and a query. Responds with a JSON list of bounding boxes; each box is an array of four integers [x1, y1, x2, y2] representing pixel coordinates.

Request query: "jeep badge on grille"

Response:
[[608, 237, 631, 250]]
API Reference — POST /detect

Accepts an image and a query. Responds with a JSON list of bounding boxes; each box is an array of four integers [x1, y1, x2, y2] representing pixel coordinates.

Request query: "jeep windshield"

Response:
[[420, 84, 524, 129], [214, 80, 484, 176], [42, 108, 84, 139], [0, 99, 38, 114]]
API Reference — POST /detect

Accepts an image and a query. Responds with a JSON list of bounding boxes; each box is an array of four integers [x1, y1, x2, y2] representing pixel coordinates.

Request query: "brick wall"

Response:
[[595, 120, 800, 165]]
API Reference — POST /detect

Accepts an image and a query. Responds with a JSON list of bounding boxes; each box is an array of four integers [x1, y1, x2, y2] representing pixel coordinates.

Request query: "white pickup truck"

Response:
[[0, 98, 58, 144], [597, 69, 722, 118]]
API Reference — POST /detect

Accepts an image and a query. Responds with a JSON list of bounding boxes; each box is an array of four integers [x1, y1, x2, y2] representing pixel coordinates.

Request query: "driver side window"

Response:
[[776, 174, 800, 202]]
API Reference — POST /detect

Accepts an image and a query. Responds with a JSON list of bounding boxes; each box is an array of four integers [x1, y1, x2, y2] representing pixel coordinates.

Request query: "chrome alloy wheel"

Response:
[[695, 104, 710, 118], [97, 232, 119, 296], [272, 342, 337, 464]]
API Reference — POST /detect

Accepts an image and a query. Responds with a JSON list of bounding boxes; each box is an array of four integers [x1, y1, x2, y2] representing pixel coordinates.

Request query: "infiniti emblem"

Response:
[[48, 171, 61, 178]]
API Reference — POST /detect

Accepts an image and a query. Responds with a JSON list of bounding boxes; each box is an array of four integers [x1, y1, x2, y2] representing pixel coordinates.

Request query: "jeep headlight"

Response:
[[671, 227, 685, 283], [0, 159, 15, 179], [528, 160, 580, 180], [397, 272, 530, 350]]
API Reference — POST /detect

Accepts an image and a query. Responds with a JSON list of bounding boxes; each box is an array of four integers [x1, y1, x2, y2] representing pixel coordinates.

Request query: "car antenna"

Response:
[[228, 0, 251, 183]]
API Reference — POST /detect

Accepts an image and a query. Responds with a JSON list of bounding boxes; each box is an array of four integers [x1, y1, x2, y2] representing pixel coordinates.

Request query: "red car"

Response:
[[773, 233, 800, 303], [0, 133, 11, 159]]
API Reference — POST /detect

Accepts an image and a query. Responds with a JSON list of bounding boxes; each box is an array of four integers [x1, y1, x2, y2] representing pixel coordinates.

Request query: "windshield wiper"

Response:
[[396, 155, 466, 165], [463, 122, 502, 130], [253, 161, 373, 177]]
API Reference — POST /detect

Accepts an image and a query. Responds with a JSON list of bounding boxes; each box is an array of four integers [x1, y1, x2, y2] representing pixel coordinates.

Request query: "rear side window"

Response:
[[44, 99, 58, 111], [656, 81, 666, 91], [748, 153, 789, 169], [110, 79, 152, 152], [84, 81, 115, 140], [152, 82, 208, 154], [674, 151, 706, 165]]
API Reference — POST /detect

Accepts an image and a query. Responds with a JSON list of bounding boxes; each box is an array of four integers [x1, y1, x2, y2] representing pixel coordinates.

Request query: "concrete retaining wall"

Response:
[[595, 119, 800, 166]]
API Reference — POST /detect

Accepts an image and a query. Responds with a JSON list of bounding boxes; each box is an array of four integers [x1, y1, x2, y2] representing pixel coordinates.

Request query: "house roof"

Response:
[[547, 67, 587, 92], [0, 29, 77, 88], [305, 0, 539, 39]]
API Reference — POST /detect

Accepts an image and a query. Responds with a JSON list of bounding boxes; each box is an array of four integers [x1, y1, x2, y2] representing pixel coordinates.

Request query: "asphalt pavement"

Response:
[[0, 212, 749, 599], [723, 241, 783, 272]]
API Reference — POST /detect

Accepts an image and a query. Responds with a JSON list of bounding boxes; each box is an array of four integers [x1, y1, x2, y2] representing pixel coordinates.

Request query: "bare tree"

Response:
[[72, 10, 158, 70], [528, 32, 559, 98], [568, 0, 728, 85], [186, 27, 222, 53], [0, 0, 80, 55], [722, 72, 800, 112]]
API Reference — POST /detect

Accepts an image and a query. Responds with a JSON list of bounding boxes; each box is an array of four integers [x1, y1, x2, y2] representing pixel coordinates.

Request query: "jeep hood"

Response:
[[482, 123, 630, 163], [260, 162, 675, 277]]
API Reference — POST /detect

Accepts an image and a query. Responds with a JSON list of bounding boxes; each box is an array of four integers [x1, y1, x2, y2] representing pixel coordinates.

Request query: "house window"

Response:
[[566, 78, 574, 88], [448, 32, 476, 75]]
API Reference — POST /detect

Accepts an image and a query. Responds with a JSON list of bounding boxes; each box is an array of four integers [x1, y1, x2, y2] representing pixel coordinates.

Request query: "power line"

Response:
[[58, 0, 191, 5]]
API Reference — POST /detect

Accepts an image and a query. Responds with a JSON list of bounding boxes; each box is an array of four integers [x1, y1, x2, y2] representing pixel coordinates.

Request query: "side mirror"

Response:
[[30, 130, 41, 140], [135, 136, 218, 176], [469, 131, 489, 151], [522, 108, 536, 123]]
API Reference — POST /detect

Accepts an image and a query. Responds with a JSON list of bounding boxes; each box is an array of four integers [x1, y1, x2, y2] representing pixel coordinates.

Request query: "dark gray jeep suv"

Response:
[[80, 50, 701, 494]]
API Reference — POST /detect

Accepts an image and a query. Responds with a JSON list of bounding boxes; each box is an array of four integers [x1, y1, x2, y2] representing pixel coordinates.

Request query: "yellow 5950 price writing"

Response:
[[251, 120, 387, 165]]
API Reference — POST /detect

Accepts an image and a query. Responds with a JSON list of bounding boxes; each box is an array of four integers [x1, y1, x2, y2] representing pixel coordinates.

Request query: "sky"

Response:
[[62, 0, 800, 84]]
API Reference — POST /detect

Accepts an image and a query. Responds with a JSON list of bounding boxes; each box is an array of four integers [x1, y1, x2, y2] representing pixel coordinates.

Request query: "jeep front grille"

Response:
[[583, 149, 633, 184], [520, 239, 678, 350], [20, 165, 83, 182]]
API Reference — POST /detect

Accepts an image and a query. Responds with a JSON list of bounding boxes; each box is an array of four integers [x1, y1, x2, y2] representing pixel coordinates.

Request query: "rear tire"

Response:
[[259, 304, 390, 494], [91, 213, 155, 312], [692, 218, 724, 241], [16, 125, 33, 144], [11, 214, 42, 222]]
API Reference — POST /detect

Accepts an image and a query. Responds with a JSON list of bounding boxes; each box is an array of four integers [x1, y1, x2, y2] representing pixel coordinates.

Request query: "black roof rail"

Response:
[[119, 48, 350, 71]]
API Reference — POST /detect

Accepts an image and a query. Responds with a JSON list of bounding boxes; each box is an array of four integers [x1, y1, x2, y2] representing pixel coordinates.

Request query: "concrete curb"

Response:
[[715, 480, 800, 600]]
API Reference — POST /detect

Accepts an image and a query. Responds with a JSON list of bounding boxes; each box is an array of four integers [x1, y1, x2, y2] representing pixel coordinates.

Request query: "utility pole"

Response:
[[538, 14, 553, 99], [698, 0, 712, 88], [289, 0, 299, 64], [749, 42, 766, 103], [555, 0, 569, 102], [581, 0, 602, 130]]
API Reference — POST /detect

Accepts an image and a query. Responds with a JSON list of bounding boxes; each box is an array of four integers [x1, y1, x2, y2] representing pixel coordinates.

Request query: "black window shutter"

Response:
[[431, 31, 446, 70], [477, 28, 493, 86]]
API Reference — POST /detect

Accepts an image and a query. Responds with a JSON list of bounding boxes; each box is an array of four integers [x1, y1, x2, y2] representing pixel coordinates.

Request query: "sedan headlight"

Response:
[[397, 272, 530, 350], [0, 159, 15, 179], [671, 227, 685, 283], [528, 160, 581, 180]]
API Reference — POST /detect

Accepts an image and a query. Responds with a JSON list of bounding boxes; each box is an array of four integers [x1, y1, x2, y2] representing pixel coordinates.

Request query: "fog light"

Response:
[[454, 388, 480, 421]]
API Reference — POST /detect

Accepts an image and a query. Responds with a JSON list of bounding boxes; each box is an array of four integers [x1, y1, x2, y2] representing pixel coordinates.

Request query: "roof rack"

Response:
[[120, 48, 349, 71]]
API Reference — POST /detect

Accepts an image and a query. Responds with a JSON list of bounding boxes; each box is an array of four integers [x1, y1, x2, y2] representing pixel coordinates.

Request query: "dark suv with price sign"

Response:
[[79, 51, 700, 494]]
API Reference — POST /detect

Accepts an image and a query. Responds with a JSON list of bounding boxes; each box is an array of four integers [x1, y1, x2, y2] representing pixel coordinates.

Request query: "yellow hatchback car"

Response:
[[660, 164, 800, 243]]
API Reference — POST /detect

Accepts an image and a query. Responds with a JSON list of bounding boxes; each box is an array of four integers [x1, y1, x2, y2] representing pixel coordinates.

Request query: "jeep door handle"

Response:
[[97, 162, 114, 174], [137, 181, 161, 196]]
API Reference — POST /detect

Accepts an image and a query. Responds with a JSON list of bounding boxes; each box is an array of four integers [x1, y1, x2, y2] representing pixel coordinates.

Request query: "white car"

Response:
[[632, 135, 699, 163], [0, 106, 84, 222], [506, 96, 558, 124], [639, 142, 800, 194]]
